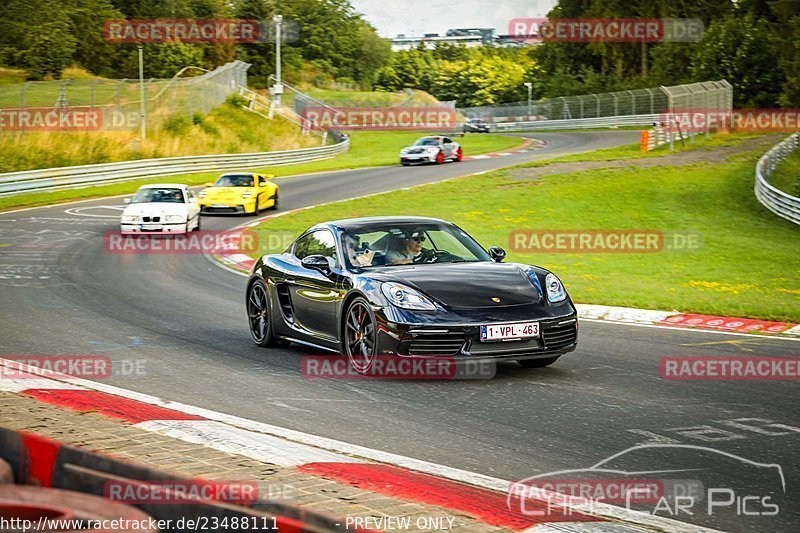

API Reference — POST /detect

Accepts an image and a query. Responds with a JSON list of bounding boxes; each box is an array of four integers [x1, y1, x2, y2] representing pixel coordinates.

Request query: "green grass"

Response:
[[0, 67, 27, 86], [247, 139, 800, 322], [306, 88, 407, 104], [768, 148, 800, 197], [0, 132, 526, 212], [520, 132, 766, 167]]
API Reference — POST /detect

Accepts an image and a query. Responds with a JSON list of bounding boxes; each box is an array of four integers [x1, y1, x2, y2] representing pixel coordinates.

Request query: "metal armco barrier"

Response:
[[495, 114, 661, 131], [0, 139, 349, 197], [755, 132, 800, 225], [0, 428, 353, 532]]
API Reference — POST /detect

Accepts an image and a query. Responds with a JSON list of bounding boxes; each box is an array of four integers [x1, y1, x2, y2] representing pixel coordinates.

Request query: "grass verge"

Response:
[[768, 147, 800, 197], [0, 98, 316, 173], [247, 135, 799, 322], [0, 132, 526, 212]]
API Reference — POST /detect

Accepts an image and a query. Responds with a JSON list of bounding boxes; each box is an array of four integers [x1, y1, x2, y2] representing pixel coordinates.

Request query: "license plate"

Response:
[[481, 321, 539, 341], [212, 203, 229, 208], [141, 224, 161, 231]]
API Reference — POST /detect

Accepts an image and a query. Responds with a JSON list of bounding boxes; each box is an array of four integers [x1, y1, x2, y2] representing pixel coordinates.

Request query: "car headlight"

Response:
[[121, 215, 138, 223], [164, 214, 185, 222], [199, 191, 207, 198], [522, 267, 543, 300], [400, 148, 409, 154], [381, 282, 437, 311], [545, 273, 567, 303]]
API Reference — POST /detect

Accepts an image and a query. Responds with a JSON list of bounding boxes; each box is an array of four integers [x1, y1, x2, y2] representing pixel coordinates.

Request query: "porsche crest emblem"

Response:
[[491, 297, 501, 303]]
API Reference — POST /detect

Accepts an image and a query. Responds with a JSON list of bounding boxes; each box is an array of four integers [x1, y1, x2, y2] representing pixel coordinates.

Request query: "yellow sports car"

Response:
[[198, 173, 279, 215]]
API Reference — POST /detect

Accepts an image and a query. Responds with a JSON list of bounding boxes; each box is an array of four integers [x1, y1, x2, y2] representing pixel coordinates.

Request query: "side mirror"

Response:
[[259, 181, 267, 187], [301, 254, 331, 273], [123, 198, 131, 204], [488, 246, 506, 262]]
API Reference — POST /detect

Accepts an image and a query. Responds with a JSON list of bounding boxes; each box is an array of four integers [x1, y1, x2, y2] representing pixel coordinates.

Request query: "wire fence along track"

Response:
[[0, 140, 350, 197], [463, 80, 732, 132], [494, 114, 661, 131], [0, 61, 250, 131], [755, 133, 800, 225]]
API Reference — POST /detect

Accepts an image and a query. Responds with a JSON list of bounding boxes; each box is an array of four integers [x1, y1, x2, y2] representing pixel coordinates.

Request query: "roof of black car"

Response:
[[323, 216, 450, 230]]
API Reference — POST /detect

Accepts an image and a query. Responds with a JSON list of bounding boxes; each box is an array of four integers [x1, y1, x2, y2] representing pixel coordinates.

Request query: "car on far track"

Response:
[[246, 216, 578, 374], [199, 172, 279, 215], [463, 118, 491, 133], [400, 136, 463, 165], [120, 183, 201, 235]]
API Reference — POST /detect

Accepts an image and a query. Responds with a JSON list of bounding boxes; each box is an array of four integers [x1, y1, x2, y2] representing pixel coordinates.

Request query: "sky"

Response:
[[350, 0, 556, 38]]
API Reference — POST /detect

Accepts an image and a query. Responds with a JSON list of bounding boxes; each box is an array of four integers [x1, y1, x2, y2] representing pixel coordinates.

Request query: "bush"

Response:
[[162, 114, 192, 136], [226, 94, 249, 107]]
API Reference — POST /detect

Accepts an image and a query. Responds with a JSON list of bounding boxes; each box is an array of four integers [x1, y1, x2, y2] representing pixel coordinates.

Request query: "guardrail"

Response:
[[495, 114, 660, 131], [0, 140, 350, 197], [755, 133, 800, 225]]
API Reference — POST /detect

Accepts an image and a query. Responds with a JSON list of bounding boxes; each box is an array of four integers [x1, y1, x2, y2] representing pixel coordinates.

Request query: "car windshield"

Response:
[[214, 174, 255, 187], [413, 138, 440, 146], [339, 222, 491, 269], [131, 188, 185, 204]]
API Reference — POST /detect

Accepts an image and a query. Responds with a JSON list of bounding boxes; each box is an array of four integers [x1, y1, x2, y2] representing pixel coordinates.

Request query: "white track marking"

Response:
[[63, 206, 125, 218], [136, 420, 357, 466]]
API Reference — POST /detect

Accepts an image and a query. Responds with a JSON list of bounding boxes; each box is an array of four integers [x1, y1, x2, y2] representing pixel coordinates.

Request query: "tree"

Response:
[[691, 14, 784, 107], [0, 0, 77, 79]]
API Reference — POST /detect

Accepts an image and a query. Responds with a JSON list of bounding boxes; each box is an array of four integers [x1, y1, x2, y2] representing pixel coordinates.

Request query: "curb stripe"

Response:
[[299, 462, 601, 530], [21, 389, 207, 424]]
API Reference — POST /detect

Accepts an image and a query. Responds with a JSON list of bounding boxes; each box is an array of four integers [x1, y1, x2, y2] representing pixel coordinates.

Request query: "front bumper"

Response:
[[400, 153, 436, 164], [200, 202, 254, 214], [374, 304, 578, 362], [120, 223, 187, 235]]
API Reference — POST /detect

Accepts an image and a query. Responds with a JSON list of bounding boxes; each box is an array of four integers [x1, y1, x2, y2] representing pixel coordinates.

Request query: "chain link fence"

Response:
[[0, 61, 250, 132], [459, 80, 732, 126]]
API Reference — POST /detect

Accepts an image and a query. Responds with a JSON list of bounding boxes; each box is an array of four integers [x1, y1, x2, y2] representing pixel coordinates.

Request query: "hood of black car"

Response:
[[376, 262, 542, 308]]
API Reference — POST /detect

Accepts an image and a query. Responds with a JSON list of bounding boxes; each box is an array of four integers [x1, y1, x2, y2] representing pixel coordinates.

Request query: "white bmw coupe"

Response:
[[120, 184, 201, 235]]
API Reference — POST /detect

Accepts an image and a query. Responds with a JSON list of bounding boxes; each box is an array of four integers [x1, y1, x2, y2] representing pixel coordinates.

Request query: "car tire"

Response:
[[247, 279, 282, 348], [194, 216, 201, 231], [435, 151, 444, 164], [270, 192, 279, 210], [518, 356, 560, 368], [454, 147, 463, 161], [342, 296, 377, 374]]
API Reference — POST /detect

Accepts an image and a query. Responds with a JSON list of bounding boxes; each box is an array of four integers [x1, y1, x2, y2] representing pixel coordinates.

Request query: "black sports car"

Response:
[[246, 217, 578, 373], [463, 118, 491, 133]]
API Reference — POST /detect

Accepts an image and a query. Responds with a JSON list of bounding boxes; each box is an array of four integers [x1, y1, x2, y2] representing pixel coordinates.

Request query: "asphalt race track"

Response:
[[1, 131, 797, 532]]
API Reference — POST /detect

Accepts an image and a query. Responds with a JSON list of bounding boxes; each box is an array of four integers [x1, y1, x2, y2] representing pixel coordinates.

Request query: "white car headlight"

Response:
[[381, 282, 437, 311], [545, 273, 567, 303], [164, 214, 185, 222], [199, 191, 207, 198], [121, 215, 139, 223]]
